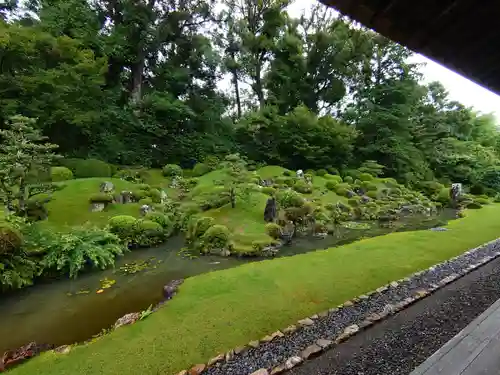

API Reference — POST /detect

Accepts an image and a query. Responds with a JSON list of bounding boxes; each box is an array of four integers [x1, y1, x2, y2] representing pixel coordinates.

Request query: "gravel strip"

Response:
[[287, 251, 500, 375], [200, 239, 500, 375]]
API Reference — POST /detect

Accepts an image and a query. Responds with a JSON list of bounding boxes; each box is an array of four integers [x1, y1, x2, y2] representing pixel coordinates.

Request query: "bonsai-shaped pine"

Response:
[[0, 115, 60, 217], [215, 153, 252, 208]]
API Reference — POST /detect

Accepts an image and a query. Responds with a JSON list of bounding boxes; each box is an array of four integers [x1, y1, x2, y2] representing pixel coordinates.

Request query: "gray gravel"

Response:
[[288, 250, 500, 375], [204, 239, 500, 375]]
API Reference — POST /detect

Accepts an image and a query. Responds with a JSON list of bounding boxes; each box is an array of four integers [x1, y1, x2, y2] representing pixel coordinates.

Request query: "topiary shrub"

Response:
[[251, 239, 277, 255], [89, 193, 114, 204], [187, 216, 215, 243], [293, 180, 313, 194], [51, 166, 73, 182], [179, 203, 202, 229], [0, 223, 23, 255], [131, 189, 149, 202], [108, 215, 137, 237], [137, 184, 151, 191], [435, 188, 450, 205], [149, 188, 162, 203], [474, 197, 491, 205], [162, 164, 182, 177], [200, 225, 231, 254], [366, 190, 378, 199], [305, 169, 315, 176], [335, 183, 351, 196], [276, 190, 305, 208], [326, 166, 339, 175], [348, 197, 360, 207], [262, 187, 276, 196], [316, 169, 327, 177], [361, 182, 378, 191], [325, 174, 343, 183], [192, 163, 210, 177], [265, 223, 281, 239], [325, 180, 339, 191], [383, 178, 399, 188], [283, 170, 293, 177], [467, 201, 483, 209], [61, 158, 112, 178], [359, 173, 374, 181], [145, 212, 173, 233], [139, 197, 153, 206], [344, 176, 353, 184]]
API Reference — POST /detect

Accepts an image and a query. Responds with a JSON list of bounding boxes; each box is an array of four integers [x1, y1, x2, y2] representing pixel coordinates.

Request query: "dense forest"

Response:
[[2, 0, 500, 193]]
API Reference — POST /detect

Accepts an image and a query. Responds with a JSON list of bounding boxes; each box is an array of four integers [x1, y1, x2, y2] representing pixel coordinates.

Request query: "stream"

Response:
[[0, 210, 456, 354]]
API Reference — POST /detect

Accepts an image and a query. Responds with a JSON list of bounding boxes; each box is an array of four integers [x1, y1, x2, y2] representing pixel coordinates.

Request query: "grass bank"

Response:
[[12, 205, 500, 375]]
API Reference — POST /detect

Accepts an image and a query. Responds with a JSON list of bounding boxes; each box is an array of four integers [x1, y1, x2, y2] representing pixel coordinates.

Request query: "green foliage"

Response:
[[261, 187, 276, 196], [358, 173, 374, 181], [293, 180, 313, 194], [0, 223, 23, 255], [265, 223, 281, 239], [108, 215, 138, 237], [89, 193, 114, 204], [335, 183, 352, 197], [348, 197, 360, 207], [367, 190, 379, 199], [133, 220, 165, 246], [467, 201, 483, 209], [283, 170, 293, 177], [200, 225, 231, 254], [276, 190, 304, 208], [325, 180, 339, 191], [186, 216, 215, 243], [62, 159, 112, 178], [344, 176, 354, 184], [51, 167, 73, 182], [139, 198, 153, 206], [131, 190, 149, 201], [145, 212, 173, 233], [192, 163, 211, 177], [436, 188, 451, 206], [162, 164, 183, 177], [149, 188, 162, 203], [316, 169, 328, 177], [325, 174, 343, 183], [37, 227, 126, 278], [474, 197, 491, 205]]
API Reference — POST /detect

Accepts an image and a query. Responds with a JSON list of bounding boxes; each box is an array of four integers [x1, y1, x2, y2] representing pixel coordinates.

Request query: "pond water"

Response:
[[0, 210, 456, 354]]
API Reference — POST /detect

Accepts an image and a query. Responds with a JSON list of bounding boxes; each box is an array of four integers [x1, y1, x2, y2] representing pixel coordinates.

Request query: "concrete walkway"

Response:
[[411, 297, 500, 375]]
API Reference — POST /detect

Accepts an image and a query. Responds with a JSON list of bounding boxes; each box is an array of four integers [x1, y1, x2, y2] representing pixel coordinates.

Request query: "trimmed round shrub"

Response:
[[325, 174, 343, 183], [293, 180, 313, 194], [435, 188, 450, 205], [51, 166, 73, 182], [0, 223, 23, 255], [305, 169, 316, 176], [467, 201, 483, 209], [135, 219, 163, 236], [137, 184, 151, 191], [162, 164, 182, 177], [61, 158, 112, 178], [325, 180, 339, 191], [187, 216, 215, 242], [390, 188, 402, 197], [326, 166, 339, 175], [344, 176, 353, 184], [475, 197, 491, 205], [276, 190, 305, 208], [149, 188, 162, 203], [262, 187, 276, 196], [131, 189, 149, 201], [335, 183, 351, 195], [283, 170, 293, 177], [139, 197, 153, 205], [192, 163, 210, 177], [366, 190, 379, 199], [383, 178, 399, 188], [362, 182, 378, 191], [108, 215, 137, 235], [265, 223, 281, 239], [89, 193, 114, 204], [316, 169, 328, 177], [145, 212, 172, 230], [200, 225, 231, 253], [359, 173, 374, 181]]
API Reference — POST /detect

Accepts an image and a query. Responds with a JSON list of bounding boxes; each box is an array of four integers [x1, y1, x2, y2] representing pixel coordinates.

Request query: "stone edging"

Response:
[[176, 238, 500, 375]]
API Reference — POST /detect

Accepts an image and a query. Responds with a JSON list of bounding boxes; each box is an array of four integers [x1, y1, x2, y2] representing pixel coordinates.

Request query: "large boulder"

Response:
[[99, 181, 114, 194], [162, 279, 184, 300], [114, 312, 141, 329], [264, 197, 277, 222]]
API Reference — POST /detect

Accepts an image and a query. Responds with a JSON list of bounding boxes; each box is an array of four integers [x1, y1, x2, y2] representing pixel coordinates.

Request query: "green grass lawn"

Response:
[[12, 204, 500, 375], [41, 178, 140, 229]]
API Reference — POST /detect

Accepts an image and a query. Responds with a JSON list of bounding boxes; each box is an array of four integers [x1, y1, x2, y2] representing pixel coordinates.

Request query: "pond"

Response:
[[0, 210, 456, 354]]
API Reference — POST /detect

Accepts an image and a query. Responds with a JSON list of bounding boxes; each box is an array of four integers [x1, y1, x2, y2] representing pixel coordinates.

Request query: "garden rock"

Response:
[[99, 181, 114, 194], [140, 204, 153, 216], [264, 197, 277, 223], [1, 342, 53, 372], [430, 227, 448, 232], [114, 312, 141, 329], [121, 191, 133, 203], [189, 364, 206, 375], [360, 196, 371, 204], [90, 203, 105, 212], [260, 179, 273, 187], [346, 190, 356, 198], [114, 194, 124, 204], [162, 279, 184, 300]]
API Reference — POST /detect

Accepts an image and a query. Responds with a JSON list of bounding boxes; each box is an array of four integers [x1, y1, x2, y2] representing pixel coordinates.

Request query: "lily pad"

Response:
[[341, 221, 372, 230], [100, 277, 116, 289]]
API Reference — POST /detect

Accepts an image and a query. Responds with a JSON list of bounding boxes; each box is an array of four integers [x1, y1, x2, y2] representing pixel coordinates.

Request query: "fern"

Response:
[[0, 254, 38, 290], [36, 227, 128, 278]]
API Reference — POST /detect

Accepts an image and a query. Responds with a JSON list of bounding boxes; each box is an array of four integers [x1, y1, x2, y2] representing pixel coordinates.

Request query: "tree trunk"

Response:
[[254, 63, 265, 109], [230, 187, 236, 208], [130, 58, 145, 104], [232, 69, 242, 118]]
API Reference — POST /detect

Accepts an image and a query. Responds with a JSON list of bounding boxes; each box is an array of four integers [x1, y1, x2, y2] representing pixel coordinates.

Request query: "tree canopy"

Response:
[[2, 0, 500, 191]]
